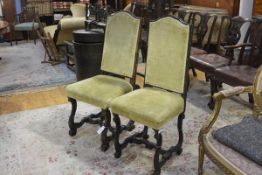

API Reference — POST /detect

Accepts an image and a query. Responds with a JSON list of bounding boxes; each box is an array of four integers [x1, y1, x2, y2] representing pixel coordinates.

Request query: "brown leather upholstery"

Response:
[[190, 54, 229, 74], [191, 47, 207, 55], [214, 65, 257, 86]]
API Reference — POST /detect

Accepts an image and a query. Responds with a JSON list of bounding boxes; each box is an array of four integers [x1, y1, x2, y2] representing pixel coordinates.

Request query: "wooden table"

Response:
[[0, 21, 9, 60]]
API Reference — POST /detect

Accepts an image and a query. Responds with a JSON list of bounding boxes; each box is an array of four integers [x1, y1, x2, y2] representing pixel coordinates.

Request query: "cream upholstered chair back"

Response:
[[101, 12, 141, 78], [145, 17, 190, 93], [70, 3, 86, 17]]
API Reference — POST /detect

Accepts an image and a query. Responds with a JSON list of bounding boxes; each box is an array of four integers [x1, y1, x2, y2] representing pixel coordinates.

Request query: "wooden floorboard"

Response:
[[0, 69, 205, 115]]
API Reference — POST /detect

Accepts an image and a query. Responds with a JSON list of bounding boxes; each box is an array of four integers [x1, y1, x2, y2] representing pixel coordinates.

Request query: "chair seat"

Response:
[[213, 116, 262, 165], [215, 65, 257, 86], [207, 131, 262, 174], [191, 47, 207, 55], [66, 75, 133, 109], [190, 54, 229, 74], [111, 88, 184, 129], [15, 22, 39, 31]]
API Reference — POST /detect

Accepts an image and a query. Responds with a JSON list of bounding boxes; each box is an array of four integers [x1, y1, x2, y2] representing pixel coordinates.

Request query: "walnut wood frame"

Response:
[[67, 11, 142, 152], [112, 16, 192, 175]]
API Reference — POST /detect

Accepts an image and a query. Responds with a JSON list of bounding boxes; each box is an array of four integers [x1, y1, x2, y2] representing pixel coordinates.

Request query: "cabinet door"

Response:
[[3, 0, 16, 23], [254, 0, 262, 15]]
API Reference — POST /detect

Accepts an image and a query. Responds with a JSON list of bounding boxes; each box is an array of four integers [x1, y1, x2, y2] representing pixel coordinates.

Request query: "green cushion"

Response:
[[111, 88, 184, 129], [66, 75, 133, 109], [15, 22, 39, 31]]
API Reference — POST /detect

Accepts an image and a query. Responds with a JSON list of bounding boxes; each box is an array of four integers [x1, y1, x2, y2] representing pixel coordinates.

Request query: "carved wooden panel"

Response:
[[254, 0, 262, 15]]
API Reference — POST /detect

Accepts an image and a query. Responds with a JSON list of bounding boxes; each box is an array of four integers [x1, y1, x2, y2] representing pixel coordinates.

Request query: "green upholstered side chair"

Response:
[[110, 16, 192, 175], [12, 6, 39, 45], [65, 11, 141, 151]]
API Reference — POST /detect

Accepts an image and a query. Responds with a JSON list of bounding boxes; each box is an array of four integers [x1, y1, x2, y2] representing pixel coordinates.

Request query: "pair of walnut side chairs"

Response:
[[198, 61, 262, 175], [65, 11, 192, 174]]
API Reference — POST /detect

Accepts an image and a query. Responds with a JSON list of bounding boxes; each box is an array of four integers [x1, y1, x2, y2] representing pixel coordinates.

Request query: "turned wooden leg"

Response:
[[153, 130, 162, 175], [176, 113, 184, 154], [100, 109, 111, 152], [68, 98, 77, 136], [113, 114, 122, 158]]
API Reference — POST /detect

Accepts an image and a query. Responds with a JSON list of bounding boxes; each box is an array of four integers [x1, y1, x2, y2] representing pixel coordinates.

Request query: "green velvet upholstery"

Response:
[[101, 12, 141, 78], [111, 88, 184, 129], [15, 22, 39, 31], [145, 17, 190, 93], [66, 75, 133, 109]]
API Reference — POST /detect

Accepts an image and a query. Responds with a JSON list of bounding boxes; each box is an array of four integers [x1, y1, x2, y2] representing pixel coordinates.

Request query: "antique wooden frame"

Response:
[[198, 65, 262, 174]]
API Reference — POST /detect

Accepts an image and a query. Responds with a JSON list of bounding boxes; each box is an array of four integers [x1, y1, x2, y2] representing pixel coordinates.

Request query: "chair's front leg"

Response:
[[113, 114, 122, 158], [100, 109, 111, 152], [153, 129, 163, 175], [68, 97, 77, 136], [176, 113, 185, 154], [198, 144, 205, 175]]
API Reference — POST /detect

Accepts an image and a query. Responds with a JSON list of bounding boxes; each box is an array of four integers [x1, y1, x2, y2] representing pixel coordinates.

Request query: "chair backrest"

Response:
[[238, 17, 262, 67], [70, 3, 86, 17], [145, 16, 191, 94], [18, 6, 37, 23], [222, 16, 250, 45], [101, 11, 141, 78]]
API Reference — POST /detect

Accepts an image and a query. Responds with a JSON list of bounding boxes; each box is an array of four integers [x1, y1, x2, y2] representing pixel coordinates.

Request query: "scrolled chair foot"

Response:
[[176, 147, 183, 155], [114, 151, 121, 158], [100, 142, 110, 152], [69, 129, 77, 136]]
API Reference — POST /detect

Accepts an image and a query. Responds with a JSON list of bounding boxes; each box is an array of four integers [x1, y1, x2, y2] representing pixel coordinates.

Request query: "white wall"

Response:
[[239, 0, 254, 42]]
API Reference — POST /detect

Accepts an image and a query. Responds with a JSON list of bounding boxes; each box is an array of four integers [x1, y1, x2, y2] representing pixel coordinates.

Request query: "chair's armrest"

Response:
[[59, 17, 85, 30], [199, 86, 253, 137], [223, 43, 252, 50]]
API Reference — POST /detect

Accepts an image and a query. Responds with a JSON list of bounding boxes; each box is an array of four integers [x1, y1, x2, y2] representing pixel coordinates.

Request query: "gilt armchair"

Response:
[[198, 65, 262, 175], [110, 16, 191, 175], [65, 11, 141, 151]]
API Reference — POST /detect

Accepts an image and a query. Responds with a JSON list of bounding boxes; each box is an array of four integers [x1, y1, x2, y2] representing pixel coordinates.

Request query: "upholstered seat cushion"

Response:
[[213, 117, 262, 166], [190, 54, 230, 74], [15, 22, 39, 31], [66, 75, 133, 109], [111, 88, 184, 129], [215, 65, 257, 86]]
